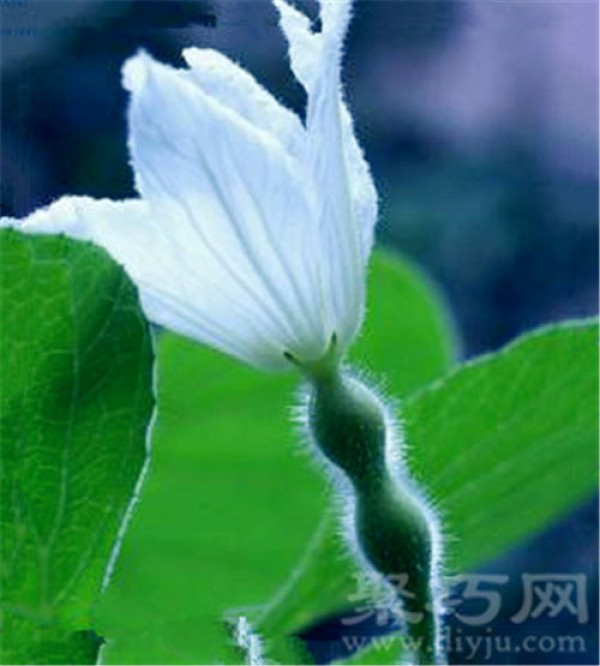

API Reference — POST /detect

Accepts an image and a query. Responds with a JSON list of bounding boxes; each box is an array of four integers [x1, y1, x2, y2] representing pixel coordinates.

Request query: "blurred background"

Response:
[[1, 1, 598, 663]]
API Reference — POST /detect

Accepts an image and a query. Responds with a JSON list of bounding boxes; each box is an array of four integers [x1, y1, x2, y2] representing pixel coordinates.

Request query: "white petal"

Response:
[[308, 47, 363, 346], [341, 105, 378, 260], [272, 0, 321, 90], [320, 0, 352, 38], [182, 47, 306, 161], [122, 51, 332, 366], [274, 0, 375, 347], [1, 197, 163, 280], [1, 196, 316, 371]]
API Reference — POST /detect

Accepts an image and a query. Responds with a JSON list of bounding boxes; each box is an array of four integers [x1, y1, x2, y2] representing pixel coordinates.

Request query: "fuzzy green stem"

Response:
[[307, 369, 444, 665]]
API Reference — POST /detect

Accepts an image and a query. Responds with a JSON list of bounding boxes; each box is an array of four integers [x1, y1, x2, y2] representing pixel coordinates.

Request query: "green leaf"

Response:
[[96, 249, 457, 664], [405, 319, 599, 571], [350, 250, 459, 392], [0, 230, 154, 664]]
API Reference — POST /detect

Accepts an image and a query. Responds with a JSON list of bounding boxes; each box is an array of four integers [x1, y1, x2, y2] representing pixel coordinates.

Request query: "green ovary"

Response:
[[308, 370, 444, 665]]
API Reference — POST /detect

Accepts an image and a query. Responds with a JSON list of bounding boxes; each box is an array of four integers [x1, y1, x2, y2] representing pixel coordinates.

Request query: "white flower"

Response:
[[2, 0, 377, 372]]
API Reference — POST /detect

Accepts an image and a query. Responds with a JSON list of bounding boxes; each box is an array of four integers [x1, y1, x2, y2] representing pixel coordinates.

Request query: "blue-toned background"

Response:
[[1, 1, 597, 663]]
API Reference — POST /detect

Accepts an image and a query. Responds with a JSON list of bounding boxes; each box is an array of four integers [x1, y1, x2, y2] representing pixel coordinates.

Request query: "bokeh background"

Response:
[[1, 1, 598, 663]]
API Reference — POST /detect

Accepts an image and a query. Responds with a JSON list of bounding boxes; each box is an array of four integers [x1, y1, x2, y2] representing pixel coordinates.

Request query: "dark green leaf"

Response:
[[0, 230, 154, 664]]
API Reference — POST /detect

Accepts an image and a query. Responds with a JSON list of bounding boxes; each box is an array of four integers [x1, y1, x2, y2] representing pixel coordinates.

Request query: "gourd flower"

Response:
[[2, 0, 377, 373], [3, 1, 445, 663]]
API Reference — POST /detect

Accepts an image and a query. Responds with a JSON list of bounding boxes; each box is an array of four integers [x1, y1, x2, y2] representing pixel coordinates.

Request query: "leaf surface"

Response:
[[0, 230, 154, 664], [406, 319, 599, 571]]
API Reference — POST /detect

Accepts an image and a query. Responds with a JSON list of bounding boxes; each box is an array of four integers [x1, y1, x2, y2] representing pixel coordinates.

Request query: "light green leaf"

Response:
[[0, 230, 154, 664], [350, 250, 459, 391], [405, 319, 599, 571], [96, 249, 456, 664]]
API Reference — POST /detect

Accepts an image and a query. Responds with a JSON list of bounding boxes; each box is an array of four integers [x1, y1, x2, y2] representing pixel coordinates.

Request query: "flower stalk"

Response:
[[306, 360, 444, 665]]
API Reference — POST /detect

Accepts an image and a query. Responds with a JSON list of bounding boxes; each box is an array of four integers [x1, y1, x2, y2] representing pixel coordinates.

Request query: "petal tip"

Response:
[[182, 46, 228, 74], [272, 0, 312, 32], [122, 50, 154, 93]]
